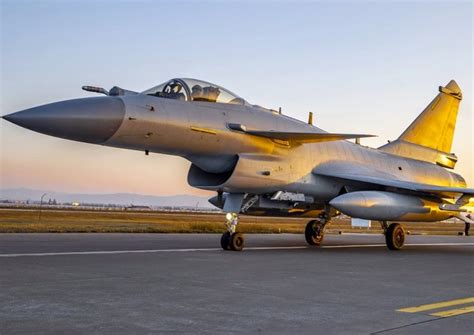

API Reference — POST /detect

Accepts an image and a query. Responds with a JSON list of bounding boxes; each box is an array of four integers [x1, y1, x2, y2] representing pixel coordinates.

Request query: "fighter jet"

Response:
[[3, 78, 473, 251]]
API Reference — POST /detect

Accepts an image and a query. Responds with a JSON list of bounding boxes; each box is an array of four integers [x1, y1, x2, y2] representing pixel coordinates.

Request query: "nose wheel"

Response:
[[221, 213, 245, 251], [220, 232, 232, 250]]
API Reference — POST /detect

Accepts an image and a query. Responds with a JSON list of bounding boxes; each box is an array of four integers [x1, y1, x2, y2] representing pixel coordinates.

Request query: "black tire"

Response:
[[220, 232, 231, 250], [229, 233, 245, 251], [385, 223, 405, 250], [305, 220, 324, 246]]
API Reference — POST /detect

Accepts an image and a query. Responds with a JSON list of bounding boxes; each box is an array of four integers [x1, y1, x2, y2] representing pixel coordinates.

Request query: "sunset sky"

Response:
[[1, 0, 472, 197]]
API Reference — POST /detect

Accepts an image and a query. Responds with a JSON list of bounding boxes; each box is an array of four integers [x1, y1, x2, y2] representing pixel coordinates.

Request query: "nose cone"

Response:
[[3, 97, 125, 144]]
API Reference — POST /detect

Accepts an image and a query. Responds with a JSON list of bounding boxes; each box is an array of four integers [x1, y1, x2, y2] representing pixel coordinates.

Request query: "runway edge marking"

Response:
[[0, 248, 221, 257], [397, 297, 474, 316], [429, 306, 474, 317], [0, 242, 473, 258]]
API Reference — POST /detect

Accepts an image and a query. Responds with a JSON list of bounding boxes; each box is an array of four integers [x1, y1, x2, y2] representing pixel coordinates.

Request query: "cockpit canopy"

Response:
[[142, 78, 246, 105]]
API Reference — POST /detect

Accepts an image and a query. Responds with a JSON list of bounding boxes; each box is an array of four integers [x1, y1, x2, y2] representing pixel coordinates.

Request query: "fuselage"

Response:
[[105, 93, 466, 204]]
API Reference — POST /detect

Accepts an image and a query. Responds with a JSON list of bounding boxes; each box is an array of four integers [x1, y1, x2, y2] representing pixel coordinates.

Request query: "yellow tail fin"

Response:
[[399, 80, 462, 153], [380, 80, 462, 168]]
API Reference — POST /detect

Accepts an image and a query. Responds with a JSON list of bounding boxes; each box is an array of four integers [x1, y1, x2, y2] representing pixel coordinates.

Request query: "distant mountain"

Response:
[[0, 188, 214, 208]]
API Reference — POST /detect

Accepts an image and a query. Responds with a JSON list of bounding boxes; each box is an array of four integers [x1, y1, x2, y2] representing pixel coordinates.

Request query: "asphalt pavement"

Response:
[[0, 233, 473, 334]]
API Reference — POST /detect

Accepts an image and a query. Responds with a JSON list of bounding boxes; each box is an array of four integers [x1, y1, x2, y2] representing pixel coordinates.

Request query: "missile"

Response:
[[329, 191, 448, 221]]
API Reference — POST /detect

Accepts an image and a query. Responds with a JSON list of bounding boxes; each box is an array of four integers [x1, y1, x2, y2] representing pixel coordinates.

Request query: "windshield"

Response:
[[142, 79, 189, 101], [142, 78, 246, 105]]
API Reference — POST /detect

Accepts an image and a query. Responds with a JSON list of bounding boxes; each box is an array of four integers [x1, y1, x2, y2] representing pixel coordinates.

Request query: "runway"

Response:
[[1, 234, 473, 334]]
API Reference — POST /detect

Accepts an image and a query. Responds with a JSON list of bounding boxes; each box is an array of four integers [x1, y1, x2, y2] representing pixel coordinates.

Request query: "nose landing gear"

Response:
[[220, 212, 245, 251]]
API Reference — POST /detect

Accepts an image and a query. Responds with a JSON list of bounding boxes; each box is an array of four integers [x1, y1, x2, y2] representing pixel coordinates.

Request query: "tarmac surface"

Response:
[[0, 233, 473, 334]]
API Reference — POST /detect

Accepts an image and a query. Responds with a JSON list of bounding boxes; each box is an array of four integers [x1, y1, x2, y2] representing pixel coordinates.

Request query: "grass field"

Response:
[[0, 208, 307, 233], [0, 207, 466, 235]]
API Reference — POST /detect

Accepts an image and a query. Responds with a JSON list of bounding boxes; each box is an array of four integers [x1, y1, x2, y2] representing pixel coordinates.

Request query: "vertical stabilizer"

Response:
[[380, 80, 462, 168], [399, 80, 462, 153]]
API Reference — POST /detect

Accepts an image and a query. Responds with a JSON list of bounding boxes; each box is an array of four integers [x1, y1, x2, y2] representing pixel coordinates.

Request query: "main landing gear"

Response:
[[220, 212, 245, 251], [305, 216, 331, 246], [381, 221, 405, 250]]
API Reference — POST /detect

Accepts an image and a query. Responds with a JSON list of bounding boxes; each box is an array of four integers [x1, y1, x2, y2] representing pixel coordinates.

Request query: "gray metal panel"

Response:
[[223, 193, 245, 213], [315, 166, 474, 196], [242, 130, 375, 143]]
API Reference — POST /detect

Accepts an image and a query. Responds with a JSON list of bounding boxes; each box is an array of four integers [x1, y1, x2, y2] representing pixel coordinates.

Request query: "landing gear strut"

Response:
[[305, 217, 330, 246], [220, 213, 245, 251], [381, 221, 405, 250]]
